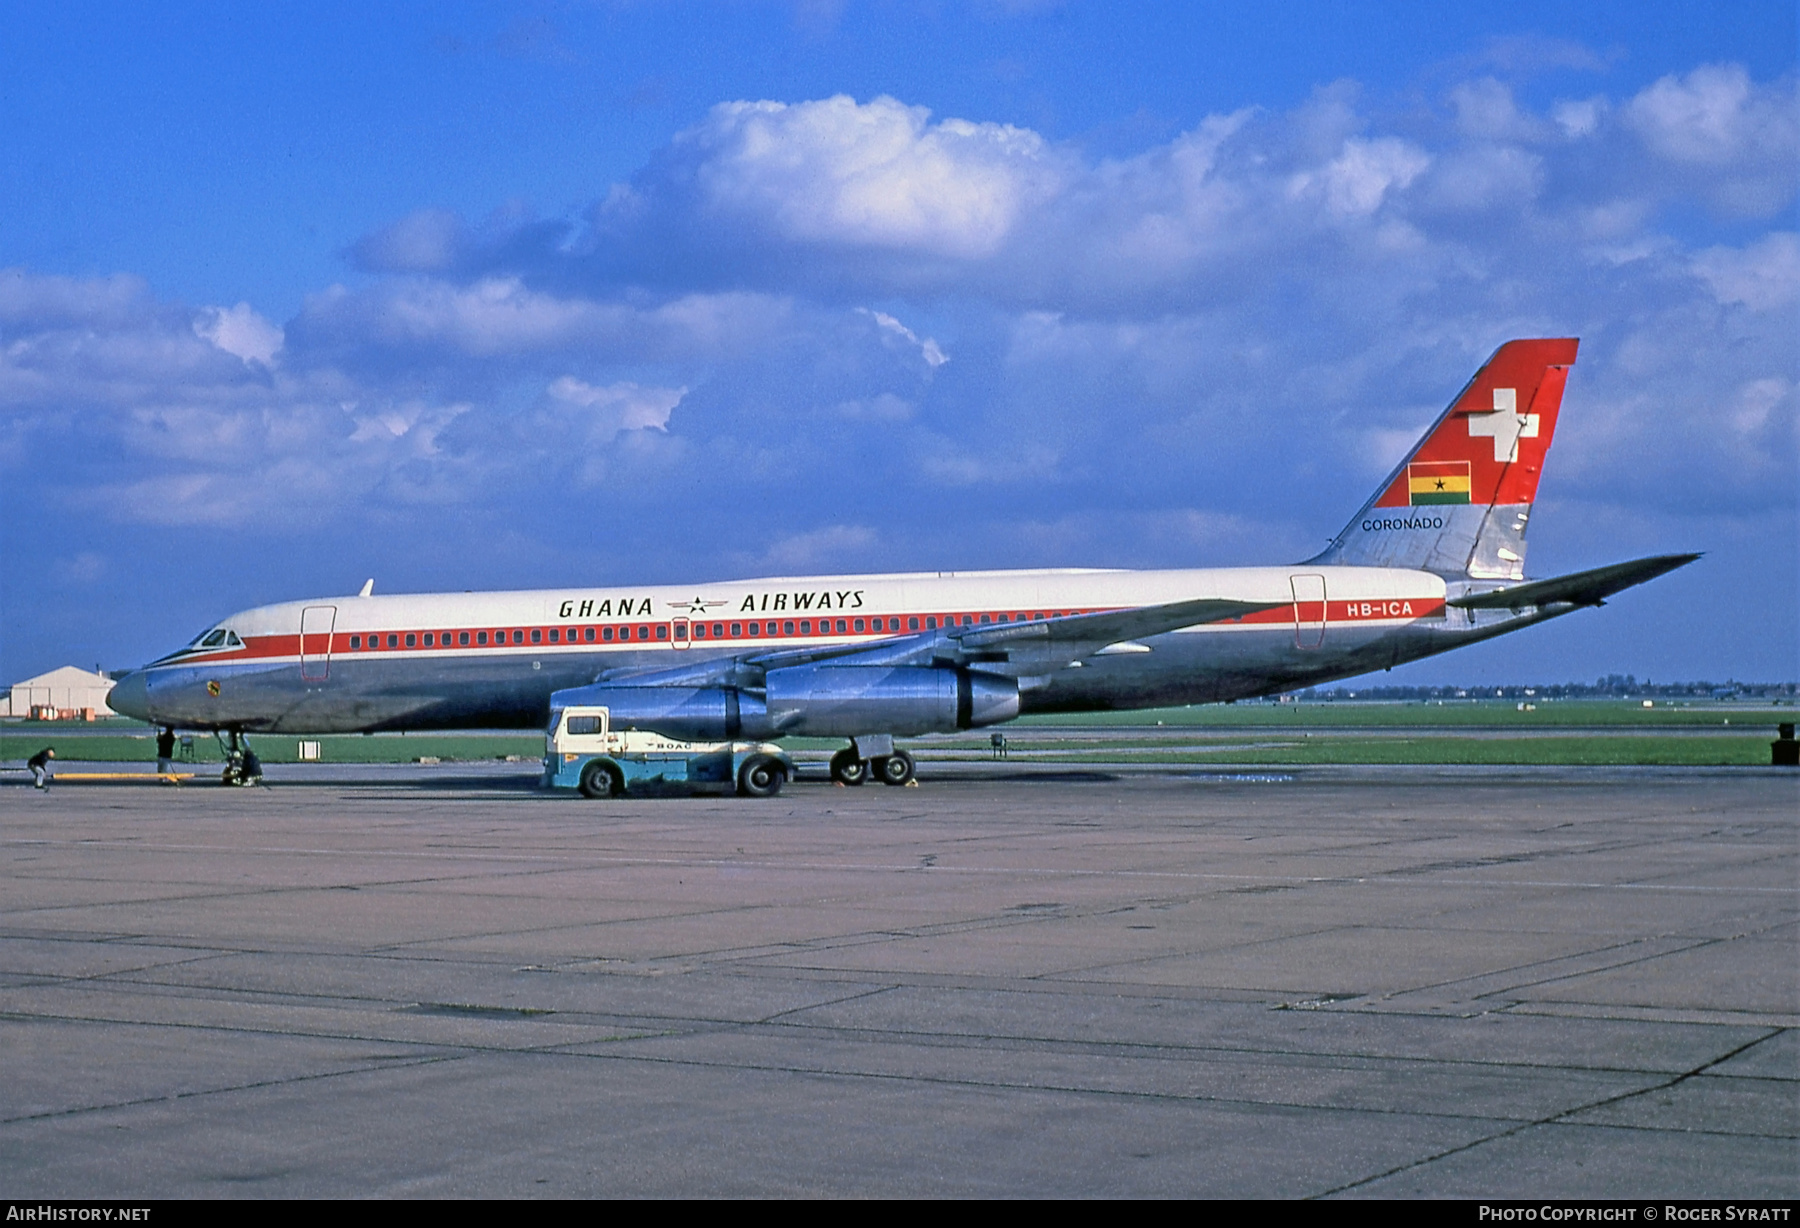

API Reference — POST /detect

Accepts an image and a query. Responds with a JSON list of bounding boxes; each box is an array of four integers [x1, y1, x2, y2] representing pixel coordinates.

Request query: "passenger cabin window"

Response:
[[749, 622, 761, 636], [584, 627, 595, 642], [731, 623, 742, 636], [656, 625, 669, 640], [531, 629, 542, 644], [405, 633, 416, 647], [602, 627, 614, 641], [350, 636, 361, 649], [693, 623, 706, 638], [926, 617, 937, 629], [387, 634, 399, 648], [476, 631, 488, 645], [853, 618, 865, 632], [512, 630, 524, 644], [909, 617, 919, 631], [423, 633, 434, 646], [674, 623, 687, 640], [799, 620, 810, 634], [459, 631, 470, 646], [712, 623, 724, 637]]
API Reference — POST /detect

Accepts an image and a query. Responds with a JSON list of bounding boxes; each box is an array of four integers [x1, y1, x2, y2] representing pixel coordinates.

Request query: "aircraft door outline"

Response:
[[300, 605, 337, 682], [1289, 575, 1326, 650]]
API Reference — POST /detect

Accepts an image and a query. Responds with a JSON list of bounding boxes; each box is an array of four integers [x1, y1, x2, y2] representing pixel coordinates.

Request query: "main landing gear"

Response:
[[216, 729, 263, 787], [830, 745, 915, 787]]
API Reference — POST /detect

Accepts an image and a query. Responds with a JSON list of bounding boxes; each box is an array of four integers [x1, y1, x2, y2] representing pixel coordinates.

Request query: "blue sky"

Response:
[[1, 0, 1794, 686]]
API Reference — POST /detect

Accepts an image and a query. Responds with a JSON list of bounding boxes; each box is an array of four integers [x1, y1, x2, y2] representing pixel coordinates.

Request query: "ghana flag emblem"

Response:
[[1408, 460, 1472, 505]]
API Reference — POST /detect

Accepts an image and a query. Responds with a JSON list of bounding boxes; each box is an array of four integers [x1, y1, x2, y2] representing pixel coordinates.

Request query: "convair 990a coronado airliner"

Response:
[[109, 338, 1695, 786]]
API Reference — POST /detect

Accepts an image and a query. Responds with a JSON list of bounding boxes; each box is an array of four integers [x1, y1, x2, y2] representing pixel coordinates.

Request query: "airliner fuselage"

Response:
[[111, 564, 1490, 734], [106, 339, 1696, 755]]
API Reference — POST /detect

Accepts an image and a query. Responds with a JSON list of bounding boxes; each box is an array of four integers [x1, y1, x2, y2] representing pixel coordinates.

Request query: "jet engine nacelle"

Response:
[[552, 684, 773, 742], [553, 666, 1019, 742], [763, 665, 1019, 737]]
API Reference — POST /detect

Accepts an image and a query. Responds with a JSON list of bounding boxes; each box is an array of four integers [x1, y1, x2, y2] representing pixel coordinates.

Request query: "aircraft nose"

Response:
[[108, 670, 151, 722]]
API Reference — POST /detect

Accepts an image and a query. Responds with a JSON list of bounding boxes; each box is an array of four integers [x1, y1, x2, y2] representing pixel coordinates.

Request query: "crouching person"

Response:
[[28, 747, 55, 790]]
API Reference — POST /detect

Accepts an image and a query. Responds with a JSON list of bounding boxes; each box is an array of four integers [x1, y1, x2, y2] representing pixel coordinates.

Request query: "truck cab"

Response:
[[542, 705, 792, 798]]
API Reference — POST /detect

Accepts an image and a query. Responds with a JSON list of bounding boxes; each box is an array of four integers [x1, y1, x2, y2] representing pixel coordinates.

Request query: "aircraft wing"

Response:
[[590, 595, 1282, 689], [1449, 554, 1699, 611], [949, 597, 1283, 652]]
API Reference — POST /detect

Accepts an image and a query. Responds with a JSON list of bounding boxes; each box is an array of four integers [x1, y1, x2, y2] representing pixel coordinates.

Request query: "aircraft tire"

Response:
[[829, 748, 868, 786], [876, 750, 915, 786], [579, 760, 623, 799], [738, 755, 785, 798]]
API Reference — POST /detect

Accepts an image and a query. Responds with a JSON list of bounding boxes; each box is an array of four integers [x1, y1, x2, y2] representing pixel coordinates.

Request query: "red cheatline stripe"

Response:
[[178, 599, 1445, 663]]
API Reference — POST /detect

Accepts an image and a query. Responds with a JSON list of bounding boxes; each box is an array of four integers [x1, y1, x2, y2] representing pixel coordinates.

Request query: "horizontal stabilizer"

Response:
[[1448, 553, 1699, 611]]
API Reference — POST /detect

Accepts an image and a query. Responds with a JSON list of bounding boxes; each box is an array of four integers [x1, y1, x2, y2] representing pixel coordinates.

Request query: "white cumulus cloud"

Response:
[[194, 302, 283, 366], [676, 94, 1066, 257], [1691, 232, 1800, 311], [1293, 136, 1431, 217], [543, 377, 684, 435]]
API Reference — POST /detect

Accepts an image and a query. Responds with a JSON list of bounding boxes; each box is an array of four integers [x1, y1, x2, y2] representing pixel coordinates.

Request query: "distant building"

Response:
[[2, 667, 117, 719]]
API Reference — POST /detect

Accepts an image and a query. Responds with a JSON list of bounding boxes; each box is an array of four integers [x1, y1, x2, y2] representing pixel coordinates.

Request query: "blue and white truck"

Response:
[[542, 704, 793, 798]]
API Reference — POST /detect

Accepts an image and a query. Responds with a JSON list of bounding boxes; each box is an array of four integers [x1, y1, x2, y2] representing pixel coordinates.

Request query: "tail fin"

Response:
[[1310, 338, 1579, 578]]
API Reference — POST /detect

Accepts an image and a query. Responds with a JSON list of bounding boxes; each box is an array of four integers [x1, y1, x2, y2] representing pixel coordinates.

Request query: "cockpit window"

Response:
[[225, 631, 243, 647], [200, 630, 228, 648]]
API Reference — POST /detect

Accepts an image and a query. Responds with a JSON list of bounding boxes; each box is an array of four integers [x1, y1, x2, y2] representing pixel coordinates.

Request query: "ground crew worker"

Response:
[[28, 747, 55, 789], [156, 728, 176, 775]]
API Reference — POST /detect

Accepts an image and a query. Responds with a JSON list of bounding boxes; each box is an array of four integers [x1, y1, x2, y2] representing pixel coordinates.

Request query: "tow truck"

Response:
[[542, 704, 793, 798]]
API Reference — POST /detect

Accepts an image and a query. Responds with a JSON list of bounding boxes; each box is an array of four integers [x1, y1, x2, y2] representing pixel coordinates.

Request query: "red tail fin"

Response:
[[1370, 339, 1577, 510], [1314, 339, 1579, 577]]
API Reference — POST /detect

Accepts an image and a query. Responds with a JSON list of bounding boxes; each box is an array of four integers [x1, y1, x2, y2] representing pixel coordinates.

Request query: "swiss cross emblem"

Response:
[[1467, 388, 1539, 462]]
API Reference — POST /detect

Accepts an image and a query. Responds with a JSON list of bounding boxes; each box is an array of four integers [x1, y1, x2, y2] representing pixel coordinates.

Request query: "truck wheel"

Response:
[[738, 755, 784, 798], [829, 748, 868, 786], [877, 750, 915, 786], [579, 760, 622, 799]]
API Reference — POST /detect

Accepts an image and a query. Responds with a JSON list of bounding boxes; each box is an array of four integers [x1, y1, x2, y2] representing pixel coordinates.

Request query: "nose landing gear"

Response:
[[216, 729, 263, 787]]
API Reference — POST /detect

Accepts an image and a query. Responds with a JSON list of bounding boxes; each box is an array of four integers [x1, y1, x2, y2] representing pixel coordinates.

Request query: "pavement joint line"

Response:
[[1356, 936, 1719, 1006], [1309, 1026, 1790, 1197], [3, 985, 1768, 1081], [0, 1005, 667, 1069], [0, 1053, 460, 1128], [402, 1040, 1673, 1132], [697, 1017, 1764, 1078], [5, 838, 1791, 893], [1438, 924, 1800, 1006], [1503, 1002, 1800, 1028], [13, 1009, 1774, 1144]]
